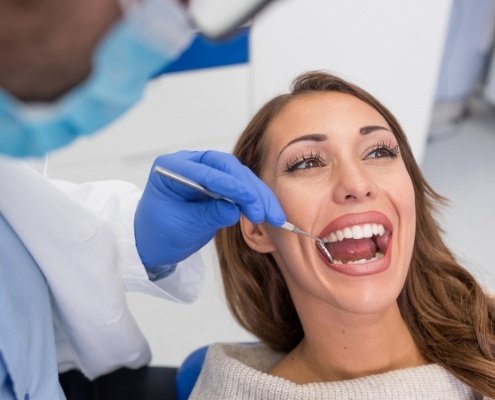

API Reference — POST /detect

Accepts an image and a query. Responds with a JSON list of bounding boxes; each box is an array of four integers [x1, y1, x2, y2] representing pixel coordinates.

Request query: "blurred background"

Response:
[[46, 0, 495, 367]]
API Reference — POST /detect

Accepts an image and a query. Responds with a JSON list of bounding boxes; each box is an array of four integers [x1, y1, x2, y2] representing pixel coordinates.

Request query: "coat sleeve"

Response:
[[0, 159, 203, 378], [50, 178, 205, 303]]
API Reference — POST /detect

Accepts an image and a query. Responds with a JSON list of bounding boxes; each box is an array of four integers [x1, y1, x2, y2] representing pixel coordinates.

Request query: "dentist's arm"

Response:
[[134, 150, 286, 270]]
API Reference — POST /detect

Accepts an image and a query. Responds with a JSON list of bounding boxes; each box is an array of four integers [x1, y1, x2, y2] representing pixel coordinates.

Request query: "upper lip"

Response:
[[318, 211, 393, 239]]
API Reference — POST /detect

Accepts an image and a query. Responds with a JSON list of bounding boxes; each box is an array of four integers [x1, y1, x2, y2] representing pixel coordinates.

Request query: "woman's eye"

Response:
[[365, 143, 400, 160], [285, 153, 325, 172]]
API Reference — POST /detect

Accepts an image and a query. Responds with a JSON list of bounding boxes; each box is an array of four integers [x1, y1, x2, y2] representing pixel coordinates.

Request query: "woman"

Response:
[[190, 71, 495, 399]]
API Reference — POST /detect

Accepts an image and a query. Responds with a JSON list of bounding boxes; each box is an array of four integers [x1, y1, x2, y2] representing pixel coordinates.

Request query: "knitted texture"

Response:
[[190, 343, 484, 400]]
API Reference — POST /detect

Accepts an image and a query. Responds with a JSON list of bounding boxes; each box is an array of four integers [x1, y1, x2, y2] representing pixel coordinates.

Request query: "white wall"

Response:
[[251, 0, 452, 163], [47, 0, 452, 367]]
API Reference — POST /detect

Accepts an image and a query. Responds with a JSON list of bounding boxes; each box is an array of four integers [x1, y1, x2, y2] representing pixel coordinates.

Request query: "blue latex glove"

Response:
[[135, 150, 286, 270]]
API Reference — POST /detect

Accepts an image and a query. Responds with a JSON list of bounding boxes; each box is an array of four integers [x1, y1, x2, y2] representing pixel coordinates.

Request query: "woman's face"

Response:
[[257, 92, 416, 316]]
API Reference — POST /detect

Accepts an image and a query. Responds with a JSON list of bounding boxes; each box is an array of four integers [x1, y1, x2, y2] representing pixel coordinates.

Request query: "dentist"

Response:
[[0, 0, 284, 399]]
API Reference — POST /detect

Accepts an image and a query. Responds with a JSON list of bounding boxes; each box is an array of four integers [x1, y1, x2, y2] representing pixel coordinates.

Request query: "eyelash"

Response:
[[285, 151, 325, 172], [365, 140, 400, 160], [284, 141, 400, 173]]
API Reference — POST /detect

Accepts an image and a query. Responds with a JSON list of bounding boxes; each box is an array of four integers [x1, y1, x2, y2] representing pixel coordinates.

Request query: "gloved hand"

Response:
[[134, 150, 286, 270]]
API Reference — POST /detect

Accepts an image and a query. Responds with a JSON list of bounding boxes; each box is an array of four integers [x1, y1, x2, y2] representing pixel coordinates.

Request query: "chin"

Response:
[[327, 283, 404, 316]]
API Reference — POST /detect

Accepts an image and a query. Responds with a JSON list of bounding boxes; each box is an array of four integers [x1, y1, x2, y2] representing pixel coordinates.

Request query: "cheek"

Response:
[[272, 180, 323, 223], [266, 180, 326, 273], [391, 173, 416, 265], [384, 166, 416, 225], [399, 176, 416, 231]]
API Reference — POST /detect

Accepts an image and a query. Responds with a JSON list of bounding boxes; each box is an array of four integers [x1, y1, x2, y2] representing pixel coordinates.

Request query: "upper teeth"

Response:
[[323, 223, 385, 243]]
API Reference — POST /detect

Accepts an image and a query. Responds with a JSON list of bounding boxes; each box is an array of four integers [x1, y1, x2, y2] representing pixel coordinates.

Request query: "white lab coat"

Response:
[[0, 157, 204, 379]]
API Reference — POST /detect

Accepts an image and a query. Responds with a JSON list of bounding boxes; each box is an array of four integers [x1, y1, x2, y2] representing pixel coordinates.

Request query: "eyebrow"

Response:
[[360, 125, 390, 135], [276, 126, 390, 161], [277, 133, 327, 161]]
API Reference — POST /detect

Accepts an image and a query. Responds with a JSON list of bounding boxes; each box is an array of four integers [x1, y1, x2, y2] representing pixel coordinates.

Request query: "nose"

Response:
[[331, 161, 378, 204]]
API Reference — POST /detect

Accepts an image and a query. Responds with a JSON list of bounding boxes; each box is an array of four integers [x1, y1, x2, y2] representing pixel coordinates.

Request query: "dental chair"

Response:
[[175, 346, 209, 400]]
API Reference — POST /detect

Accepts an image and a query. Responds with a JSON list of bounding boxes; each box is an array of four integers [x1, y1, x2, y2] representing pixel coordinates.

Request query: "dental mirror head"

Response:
[[280, 222, 334, 263], [187, 0, 278, 39]]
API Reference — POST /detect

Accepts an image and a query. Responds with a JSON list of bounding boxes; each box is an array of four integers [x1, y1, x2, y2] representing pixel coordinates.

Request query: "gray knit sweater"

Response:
[[189, 342, 485, 399]]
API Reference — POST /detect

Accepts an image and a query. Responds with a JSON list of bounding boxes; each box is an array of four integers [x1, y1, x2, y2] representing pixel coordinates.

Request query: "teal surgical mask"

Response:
[[0, 0, 194, 158]]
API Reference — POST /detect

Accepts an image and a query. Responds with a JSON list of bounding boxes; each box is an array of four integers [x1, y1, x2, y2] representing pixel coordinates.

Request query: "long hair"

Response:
[[215, 71, 495, 397]]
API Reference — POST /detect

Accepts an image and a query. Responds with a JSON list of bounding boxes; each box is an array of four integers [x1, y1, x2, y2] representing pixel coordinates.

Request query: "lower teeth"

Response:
[[333, 252, 383, 265]]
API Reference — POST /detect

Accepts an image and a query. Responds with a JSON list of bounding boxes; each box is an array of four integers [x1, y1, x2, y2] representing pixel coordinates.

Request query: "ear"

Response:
[[240, 215, 277, 253]]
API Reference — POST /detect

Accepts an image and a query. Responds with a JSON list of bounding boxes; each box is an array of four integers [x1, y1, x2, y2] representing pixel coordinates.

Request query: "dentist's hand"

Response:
[[134, 150, 286, 269]]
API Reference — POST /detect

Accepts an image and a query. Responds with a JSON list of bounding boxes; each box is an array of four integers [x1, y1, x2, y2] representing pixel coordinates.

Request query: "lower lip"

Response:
[[317, 241, 392, 277]]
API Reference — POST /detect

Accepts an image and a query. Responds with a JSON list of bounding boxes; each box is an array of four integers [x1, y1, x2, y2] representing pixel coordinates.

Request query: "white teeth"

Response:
[[378, 224, 385, 235], [372, 223, 379, 235], [350, 258, 368, 264], [332, 252, 384, 265], [363, 224, 373, 238], [324, 223, 386, 243], [351, 225, 363, 239]]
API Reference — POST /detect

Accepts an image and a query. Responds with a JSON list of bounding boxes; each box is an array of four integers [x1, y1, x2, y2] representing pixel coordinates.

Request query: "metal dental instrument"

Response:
[[155, 165, 235, 204], [154, 166, 333, 262], [279, 222, 333, 263]]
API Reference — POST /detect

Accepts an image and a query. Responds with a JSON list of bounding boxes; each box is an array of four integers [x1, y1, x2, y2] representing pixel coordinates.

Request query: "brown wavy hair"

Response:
[[215, 71, 495, 397]]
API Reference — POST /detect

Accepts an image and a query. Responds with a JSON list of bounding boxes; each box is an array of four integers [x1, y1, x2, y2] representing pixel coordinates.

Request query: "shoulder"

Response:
[[189, 342, 286, 399], [205, 342, 285, 372]]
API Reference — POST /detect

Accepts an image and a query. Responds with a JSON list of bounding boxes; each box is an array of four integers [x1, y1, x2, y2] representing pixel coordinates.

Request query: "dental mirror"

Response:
[[280, 222, 334, 263]]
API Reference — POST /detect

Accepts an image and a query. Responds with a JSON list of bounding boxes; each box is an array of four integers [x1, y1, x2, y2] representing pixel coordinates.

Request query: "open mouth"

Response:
[[317, 213, 393, 267]]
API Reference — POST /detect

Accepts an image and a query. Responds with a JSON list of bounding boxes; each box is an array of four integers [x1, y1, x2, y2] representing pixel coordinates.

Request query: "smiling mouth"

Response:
[[321, 223, 391, 265]]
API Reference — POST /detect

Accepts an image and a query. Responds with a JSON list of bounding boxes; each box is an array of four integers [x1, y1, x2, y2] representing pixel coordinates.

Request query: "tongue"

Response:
[[326, 238, 376, 263], [375, 232, 389, 253]]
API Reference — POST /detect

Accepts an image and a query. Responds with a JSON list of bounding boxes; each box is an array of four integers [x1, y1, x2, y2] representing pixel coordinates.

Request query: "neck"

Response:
[[270, 303, 426, 383]]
